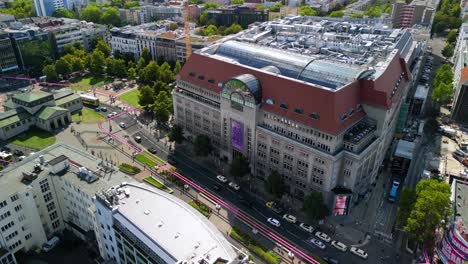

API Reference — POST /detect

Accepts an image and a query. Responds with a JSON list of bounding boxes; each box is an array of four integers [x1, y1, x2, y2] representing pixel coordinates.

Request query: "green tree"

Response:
[[168, 125, 184, 144], [73, 42, 84, 51], [55, 57, 73, 78], [232, 0, 244, 4], [225, 23, 243, 35], [71, 56, 85, 72], [351, 13, 363, 18], [19, 40, 52, 77], [52, 8, 75, 18], [299, 5, 317, 16], [95, 37, 111, 58], [138, 85, 155, 107], [432, 83, 452, 106], [265, 170, 285, 198], [303, 192, 329, 221], [139, 61, 159, 85], [433, 64, 453, 88], [63, 44, 76, 55], [127, 67, 137, 79], [153, 90, 172, 124], [159, 62, 175, 83], [194, 134, 212, 156], [442, 43, 454, 58], [141, 48, 152, 65], [364, 6, 381, 17], [229, 156, 250, 178], [101, 7, 121, 27], [270, 2, 282, 12], [136, 57, 147, 73], [329, 10, 344, 17], [404, 180, 451, 248], [169, 23, 179, 31], [396, 188, 417, 228], [204, 2, 221, 9], [2, 0, 34, 18], [80, 6, 103, 23], [152, 80, 170, 95], [42, 64, 58, 82], [123, 1, 139, 8], [157, 55, 165, 66], [110, 59, 127, 78], [173, 61, 182, 74], [447, 30, 458, 44], [89, 50, 106, 76], [111, 0, 123, 8]]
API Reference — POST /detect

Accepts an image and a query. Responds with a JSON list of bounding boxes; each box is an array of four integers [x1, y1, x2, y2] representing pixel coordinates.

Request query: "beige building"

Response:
[[173, 18, 418, 212], [0, 90, 82, 140], [391, 0, 435, 28]]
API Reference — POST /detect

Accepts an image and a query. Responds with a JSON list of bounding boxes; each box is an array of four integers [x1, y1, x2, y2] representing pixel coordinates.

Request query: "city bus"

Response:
[[388, 181, 400, 202], [80, 94, 100, 107]]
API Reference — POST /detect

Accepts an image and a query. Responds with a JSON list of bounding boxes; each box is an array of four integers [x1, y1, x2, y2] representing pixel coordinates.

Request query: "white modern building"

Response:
[[34, 0, 66, 17], [0, 143, 134, 260], [95, 183, 248, 264]]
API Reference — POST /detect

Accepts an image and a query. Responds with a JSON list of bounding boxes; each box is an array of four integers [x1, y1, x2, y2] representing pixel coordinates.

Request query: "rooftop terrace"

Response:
[[200, 17, 413, 89]]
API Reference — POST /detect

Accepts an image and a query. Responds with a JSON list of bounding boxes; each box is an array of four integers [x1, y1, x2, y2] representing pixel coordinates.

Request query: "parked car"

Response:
[[42, 236, 60, 252], [134, 135, 142, 143], [331, 240, 348, 252], [315, 231, 331, 243], [13, 149, 24, 156], [107, 113, 114, 118], [167, 157, 178, 165], [282, 214, 297, 224], [1, 146, 11, 153], [217, 175, 228, 183], [112, 111, 118, 116], [322, 256, 339, 264], [309, 238, 326, 250], [267, 218, 281, 227], [119, 122, 126, 128], [228, 182, 241, 191], [18, 155, 26, 161], [95, 107, 102, 112], [350, 247, 368, 259], [299, 223, 314, 233], [148, 148, 157, 154], [100, 107, 107, 112]]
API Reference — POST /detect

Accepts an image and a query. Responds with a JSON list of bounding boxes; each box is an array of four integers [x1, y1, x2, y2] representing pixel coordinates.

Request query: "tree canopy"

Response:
[[168, 125, 184, 144], [1, 0, 34, 18], [404, 179, 451, 248], [270, 2, 282, 12], [303, 192, 329, 221], [265, 170, 285, 198], [229, 156, 250, 178], [153, 90, 173, 124], [299, 5, 317, 16], [329, 10, 344, 17], [80, 6, 102, 23], [20, 40, 52, 77], [432, 63, 454, 105], [441, 43, 454, 58], [396, 188, 417, 228], [194, 134, 212, 156], [232, 0, 244, 4], [52, 8, 75, 18]]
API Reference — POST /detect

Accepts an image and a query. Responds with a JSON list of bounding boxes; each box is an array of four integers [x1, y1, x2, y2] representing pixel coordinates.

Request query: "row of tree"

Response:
[[441, 30, 458, 59], [195, 23, 243, 36], [431, 64, 454, 106], [397, 179, 451, 248], [52, 4, 122, 27], [0, 0, 34, 18], [432, 0, 462, 34]]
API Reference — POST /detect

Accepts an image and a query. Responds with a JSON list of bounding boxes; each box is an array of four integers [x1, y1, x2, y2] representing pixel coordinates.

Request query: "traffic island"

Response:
[[144, 177, 174, 194], [229, 227, 281, 264]]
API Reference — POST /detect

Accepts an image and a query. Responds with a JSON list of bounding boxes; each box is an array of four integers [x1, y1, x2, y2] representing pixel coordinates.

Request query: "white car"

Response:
[[112, 111, 118, 116], [216, 175, 228, 183], [309, 238, 326, 250], [331, 240, 348, 252], [107, 113, 114, 118], [350, 247, 368, 259], [228, 182, 240, 191], [42, 236, 60, 252], [282, 214, 297, 224], [267, 218, 281, 227], [315, 231, 331, 243], [119, 122, 126, 128], [299, 223, 314, 233]]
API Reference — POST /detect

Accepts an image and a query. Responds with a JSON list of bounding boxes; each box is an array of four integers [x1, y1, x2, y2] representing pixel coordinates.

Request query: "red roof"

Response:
[[178, 53, 410, 135], [460, 66, 468, 84]]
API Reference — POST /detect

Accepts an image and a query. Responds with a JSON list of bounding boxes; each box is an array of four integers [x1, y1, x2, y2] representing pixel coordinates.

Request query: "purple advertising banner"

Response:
[[231, 120, 244, 152]]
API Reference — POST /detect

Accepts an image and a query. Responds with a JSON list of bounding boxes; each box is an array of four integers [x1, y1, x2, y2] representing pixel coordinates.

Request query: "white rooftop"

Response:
[[414, 84, 429, 100], [110, 183, 237, 264], [395, 139, 416, 160]]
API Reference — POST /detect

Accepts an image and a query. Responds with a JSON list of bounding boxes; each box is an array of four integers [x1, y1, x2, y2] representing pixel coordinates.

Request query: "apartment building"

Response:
[[451, 24, 468, 125], [0, 143, 135, 260], [173, 17, 418, 211], [391, 0, 436, 28], [0, 249, 16, 264], [140, 4, 182, 23], [34, 0, 66, 16], [94, 183, 248, 263], [0, 31, 18, 73]]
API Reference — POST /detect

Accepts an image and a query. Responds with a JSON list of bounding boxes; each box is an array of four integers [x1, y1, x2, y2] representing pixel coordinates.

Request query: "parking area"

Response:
[[16, 240, 96, 264]]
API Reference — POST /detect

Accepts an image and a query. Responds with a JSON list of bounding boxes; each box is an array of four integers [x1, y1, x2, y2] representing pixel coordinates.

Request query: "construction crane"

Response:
[[183, 0, 192, 61]]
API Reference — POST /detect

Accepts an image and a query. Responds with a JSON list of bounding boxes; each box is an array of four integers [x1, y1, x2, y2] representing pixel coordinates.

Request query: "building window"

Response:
[[14, 204, 22, 212], [309, 112, 320, 120], [47, 202, 56, 212], [294, 108, 304, 114], [50, 211, 58, 221], [0, 211, 11, 221], [43, 193, 53, 203], [52, 220, 60, 229], [0, 200, 7, 209], [280, 103, 288, 109], [10, 194, 19, 202], [25, 233, 32, 240]]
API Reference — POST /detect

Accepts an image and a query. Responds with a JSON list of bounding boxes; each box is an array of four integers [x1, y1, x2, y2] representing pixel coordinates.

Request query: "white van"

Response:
[[43, 236, 60, 252]]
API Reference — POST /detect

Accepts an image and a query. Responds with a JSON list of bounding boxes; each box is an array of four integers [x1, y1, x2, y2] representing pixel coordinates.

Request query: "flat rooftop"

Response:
[[199, 17, 413, 89], [100, 184, 237, 264], [0, 143, 133, 199]]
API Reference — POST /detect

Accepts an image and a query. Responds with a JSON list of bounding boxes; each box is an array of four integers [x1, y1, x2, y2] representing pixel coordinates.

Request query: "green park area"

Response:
[[71, 75, 112, 87], [188, 200, 211, 217], [9, 128, 56, 150], [71, 107, 105, 123], [135, 153, 157, 168], [144, 177, 173, 193], [120, 90, 141, 108]]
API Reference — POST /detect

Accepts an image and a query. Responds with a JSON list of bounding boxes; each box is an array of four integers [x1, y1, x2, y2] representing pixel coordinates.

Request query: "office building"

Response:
[[437, 180, 468, 264], [391, 0, 436, 28], [0, 90, 82, 140], [95, 183, 248, 263], [0, 31, 19, 73], [173, 17, 419, 210], [140, 4, 182, 23], [452, 23, 468, 125], [0, 143, 135, 260], [0, 249, 16, 264], [34, 0, 67, 17], [206, 6, 269, 28]]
